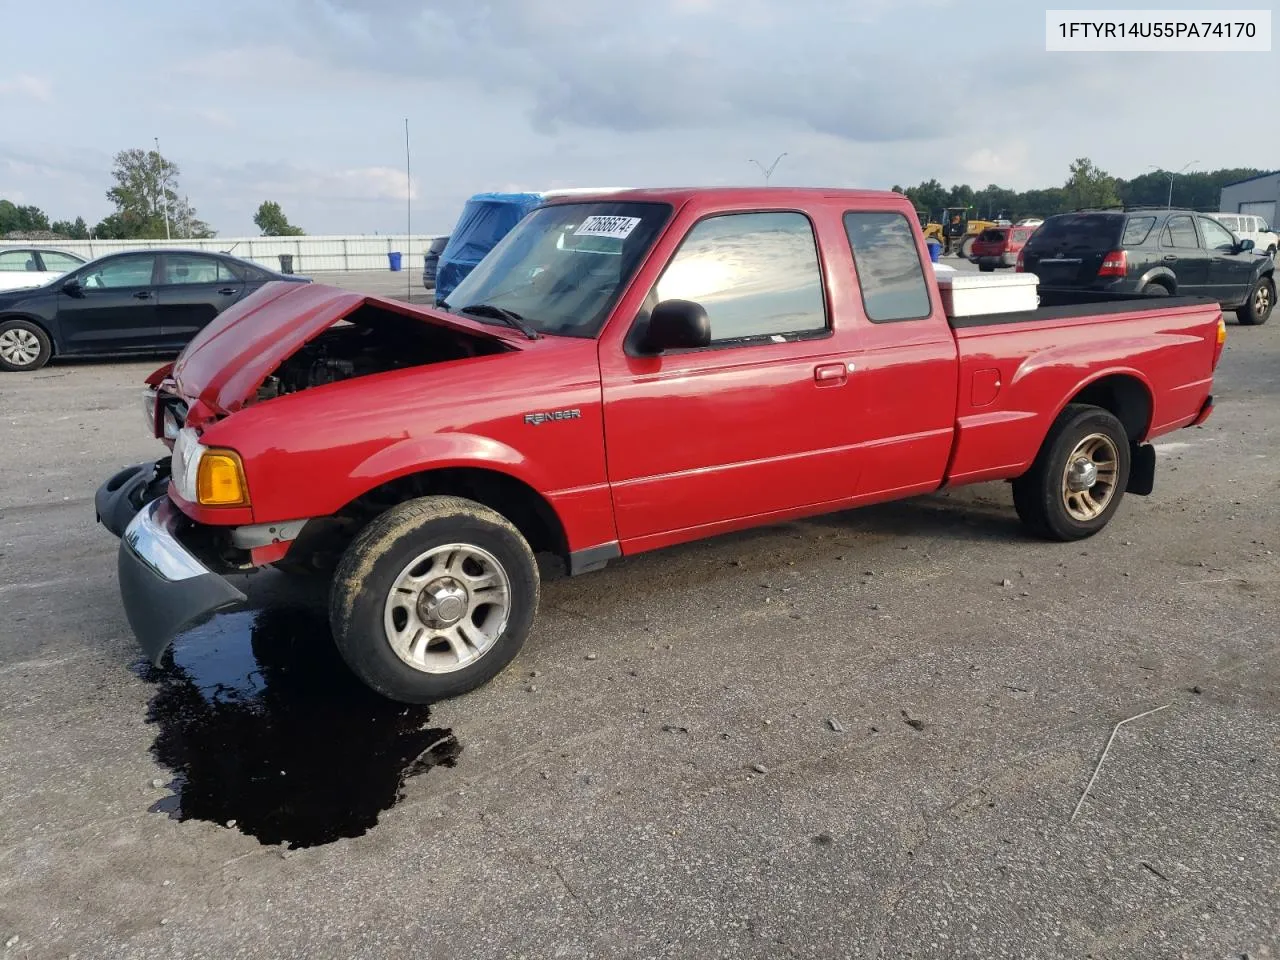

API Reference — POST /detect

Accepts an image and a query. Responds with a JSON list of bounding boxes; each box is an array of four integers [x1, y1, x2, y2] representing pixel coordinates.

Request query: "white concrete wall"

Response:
[[0, 235, 442, 273]]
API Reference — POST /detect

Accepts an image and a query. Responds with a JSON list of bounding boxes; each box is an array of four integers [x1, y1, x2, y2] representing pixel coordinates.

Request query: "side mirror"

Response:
[[643, 299, 711, 353], [61, 278, 84, 297], [1238, 238, 1255, 253]]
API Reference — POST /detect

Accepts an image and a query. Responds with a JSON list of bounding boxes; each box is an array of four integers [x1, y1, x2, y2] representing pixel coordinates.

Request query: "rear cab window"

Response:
[[843, 211, 931, 322]]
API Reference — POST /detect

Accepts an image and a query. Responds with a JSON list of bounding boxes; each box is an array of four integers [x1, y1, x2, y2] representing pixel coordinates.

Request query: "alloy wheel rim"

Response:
[[382, 543, 511, 674], [1061, 433, 1119, 522]]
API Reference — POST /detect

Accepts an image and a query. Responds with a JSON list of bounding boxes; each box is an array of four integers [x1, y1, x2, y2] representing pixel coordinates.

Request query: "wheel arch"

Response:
[[1056, 371, 1154, 444], [1135, 268, 1177, 293], [319, 464, 571, 563], [0, 313, 57, 356]]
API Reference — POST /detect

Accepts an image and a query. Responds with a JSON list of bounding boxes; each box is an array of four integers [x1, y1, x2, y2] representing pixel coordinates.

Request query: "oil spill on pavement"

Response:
[[136, 606, 460, 849]]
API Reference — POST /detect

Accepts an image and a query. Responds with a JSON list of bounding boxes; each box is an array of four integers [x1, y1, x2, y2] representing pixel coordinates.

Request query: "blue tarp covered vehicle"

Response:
[[433, 193, 543, 304], [433, 189, 632, 305]]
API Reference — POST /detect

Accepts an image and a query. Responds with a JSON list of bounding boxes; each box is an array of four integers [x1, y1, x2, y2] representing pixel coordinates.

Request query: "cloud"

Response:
[[201, 160, 417, 204], [0, 75, 52, 102], [961, 142, 1032, 183]]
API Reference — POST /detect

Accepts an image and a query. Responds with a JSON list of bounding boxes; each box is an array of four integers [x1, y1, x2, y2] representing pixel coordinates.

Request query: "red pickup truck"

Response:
[[96, 188, 1225, 703]]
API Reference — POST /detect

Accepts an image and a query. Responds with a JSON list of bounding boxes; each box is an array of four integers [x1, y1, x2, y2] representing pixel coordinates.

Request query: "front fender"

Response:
[[350, 432, 551, 495]]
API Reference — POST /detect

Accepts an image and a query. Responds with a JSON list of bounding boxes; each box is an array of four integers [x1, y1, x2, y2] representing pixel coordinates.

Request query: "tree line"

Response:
[[893, 158, 1266, 222], [0, 147, 305, 240]]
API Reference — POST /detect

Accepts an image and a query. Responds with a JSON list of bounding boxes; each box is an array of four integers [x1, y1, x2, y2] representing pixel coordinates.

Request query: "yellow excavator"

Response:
[[918, 207, 1004, 258]]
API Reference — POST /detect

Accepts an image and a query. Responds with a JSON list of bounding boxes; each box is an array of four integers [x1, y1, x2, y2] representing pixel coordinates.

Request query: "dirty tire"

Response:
[[329, 495, 538, 703], [1237, 275, 1274, 325], [1140, 282, 1170, 297], [1012, 404, 1131, 542], [0, 318, 52, 372]]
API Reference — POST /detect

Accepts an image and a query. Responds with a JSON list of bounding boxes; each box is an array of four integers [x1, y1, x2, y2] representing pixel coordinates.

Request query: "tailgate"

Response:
[[1021, 214, 1124, 287], [1024, 250, 1107, 285]]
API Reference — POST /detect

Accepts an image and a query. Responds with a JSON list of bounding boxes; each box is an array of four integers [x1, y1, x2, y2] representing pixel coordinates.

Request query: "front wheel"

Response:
[[1237, 276, 1274, 325], [0, 319, 52, 372], [329, 496, 539, 703], [1012, 404, 1131, 541]]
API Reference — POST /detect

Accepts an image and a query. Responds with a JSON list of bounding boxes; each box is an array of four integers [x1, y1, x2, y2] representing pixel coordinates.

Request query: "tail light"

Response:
[[1098, 249, 1128, 277], [1015, 249, 1025, 272]]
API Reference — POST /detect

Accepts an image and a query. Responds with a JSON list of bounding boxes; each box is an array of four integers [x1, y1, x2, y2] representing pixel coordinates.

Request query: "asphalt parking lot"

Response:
[[0, 269, 1277, 960]]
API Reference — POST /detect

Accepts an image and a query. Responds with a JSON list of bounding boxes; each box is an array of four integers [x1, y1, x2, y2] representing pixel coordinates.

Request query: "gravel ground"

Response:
[[0, 272, 1276, 960]]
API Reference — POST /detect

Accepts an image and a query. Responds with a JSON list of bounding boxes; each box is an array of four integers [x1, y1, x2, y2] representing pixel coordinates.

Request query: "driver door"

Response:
[[56, 254, 161, 354], [1198, 216, 1257, 304]]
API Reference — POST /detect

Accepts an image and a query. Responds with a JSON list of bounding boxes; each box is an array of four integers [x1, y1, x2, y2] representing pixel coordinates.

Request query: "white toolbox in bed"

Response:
[[936, 272, 1039, 317]]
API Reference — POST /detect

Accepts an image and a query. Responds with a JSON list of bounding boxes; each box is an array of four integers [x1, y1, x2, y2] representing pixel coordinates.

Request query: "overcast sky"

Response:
[[2, 0, 1274, 237]]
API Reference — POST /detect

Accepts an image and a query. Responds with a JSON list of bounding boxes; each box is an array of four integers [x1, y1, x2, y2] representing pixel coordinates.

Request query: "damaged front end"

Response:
[[97, 283, 523, 664], [116, 497, 247, 664], [98, 458, 249, 664]]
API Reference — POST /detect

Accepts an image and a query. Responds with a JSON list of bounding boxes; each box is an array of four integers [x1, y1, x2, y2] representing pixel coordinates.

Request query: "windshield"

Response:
[[442, 201, 672, 338]]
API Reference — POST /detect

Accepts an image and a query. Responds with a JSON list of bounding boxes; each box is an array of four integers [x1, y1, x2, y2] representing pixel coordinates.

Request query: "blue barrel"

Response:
[[926, 240, 942, 263], [388, 251, 403, 272]]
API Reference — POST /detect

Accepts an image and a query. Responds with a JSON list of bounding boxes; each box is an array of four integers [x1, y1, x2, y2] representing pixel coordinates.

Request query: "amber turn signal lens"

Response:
[[196, 450, 250, 506], [1217, 317, 1227, 346]]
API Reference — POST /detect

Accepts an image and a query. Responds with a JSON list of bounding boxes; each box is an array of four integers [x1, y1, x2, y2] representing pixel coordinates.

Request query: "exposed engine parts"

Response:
[[255, 306, 507, 402]]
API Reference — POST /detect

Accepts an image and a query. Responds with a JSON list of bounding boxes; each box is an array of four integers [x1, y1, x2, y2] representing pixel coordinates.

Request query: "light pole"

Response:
[[155, 137, 172, 240], [748, 152, 788, 185], [1149, 161, 1198, 209]]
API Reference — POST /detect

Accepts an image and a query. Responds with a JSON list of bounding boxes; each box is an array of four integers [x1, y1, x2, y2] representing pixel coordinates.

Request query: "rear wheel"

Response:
[[979, 263, 996, 272], [1012, 404, 1131, 541], [0, 319, 51, 372], [1140, 282, 1170, 297], [329, 495, 538, 703], [1238, 276, 1274, 325]]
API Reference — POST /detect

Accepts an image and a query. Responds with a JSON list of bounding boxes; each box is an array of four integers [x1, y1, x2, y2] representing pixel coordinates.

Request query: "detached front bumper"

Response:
[[97, 464, 246, 663]]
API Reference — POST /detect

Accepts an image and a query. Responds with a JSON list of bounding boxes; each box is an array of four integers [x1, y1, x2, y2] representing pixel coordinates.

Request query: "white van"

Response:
[[1210, 213, 1278, 257]]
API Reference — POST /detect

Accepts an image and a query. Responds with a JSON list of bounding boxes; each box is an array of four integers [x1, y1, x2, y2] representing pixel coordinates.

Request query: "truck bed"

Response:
[[948, 288, 1216, 329]]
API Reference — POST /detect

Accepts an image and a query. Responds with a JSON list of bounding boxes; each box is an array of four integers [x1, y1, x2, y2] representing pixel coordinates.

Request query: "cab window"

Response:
[[651, 211, 827, 342], [843, 211, 931, 322]]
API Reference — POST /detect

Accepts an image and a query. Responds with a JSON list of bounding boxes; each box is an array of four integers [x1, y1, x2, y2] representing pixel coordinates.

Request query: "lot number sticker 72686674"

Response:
[[574, 215, 642, 240]]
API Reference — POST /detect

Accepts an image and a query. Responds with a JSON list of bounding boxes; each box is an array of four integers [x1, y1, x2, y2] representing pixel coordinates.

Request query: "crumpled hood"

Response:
[[171, 281, 522, 417]]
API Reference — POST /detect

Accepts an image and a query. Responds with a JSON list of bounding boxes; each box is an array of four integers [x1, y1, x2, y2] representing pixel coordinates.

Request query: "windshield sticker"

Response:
[[574, 215, 641, 240]]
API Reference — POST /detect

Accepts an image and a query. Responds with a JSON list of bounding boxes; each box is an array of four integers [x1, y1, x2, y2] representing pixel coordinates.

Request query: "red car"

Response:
[[970, 224, 1037, 271], [96, 187, 1224, 703]]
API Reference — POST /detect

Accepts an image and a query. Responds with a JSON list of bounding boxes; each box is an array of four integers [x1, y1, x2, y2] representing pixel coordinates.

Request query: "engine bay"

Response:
[[256, 304, 509, 401]]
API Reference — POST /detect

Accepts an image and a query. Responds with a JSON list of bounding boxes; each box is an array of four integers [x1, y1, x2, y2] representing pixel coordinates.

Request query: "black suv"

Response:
[[1019, 209, 1275, 325]]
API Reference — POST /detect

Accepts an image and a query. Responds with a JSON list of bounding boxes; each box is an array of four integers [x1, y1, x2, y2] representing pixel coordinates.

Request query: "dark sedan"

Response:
[[0, 249, 309, 371]]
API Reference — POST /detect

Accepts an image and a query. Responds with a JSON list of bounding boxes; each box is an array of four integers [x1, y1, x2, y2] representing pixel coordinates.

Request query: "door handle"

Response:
[[1162, 255, 1178, 262], [218, 287, 237, 295], [133, 291, 152, 300], [814, 363, 849, 386]]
